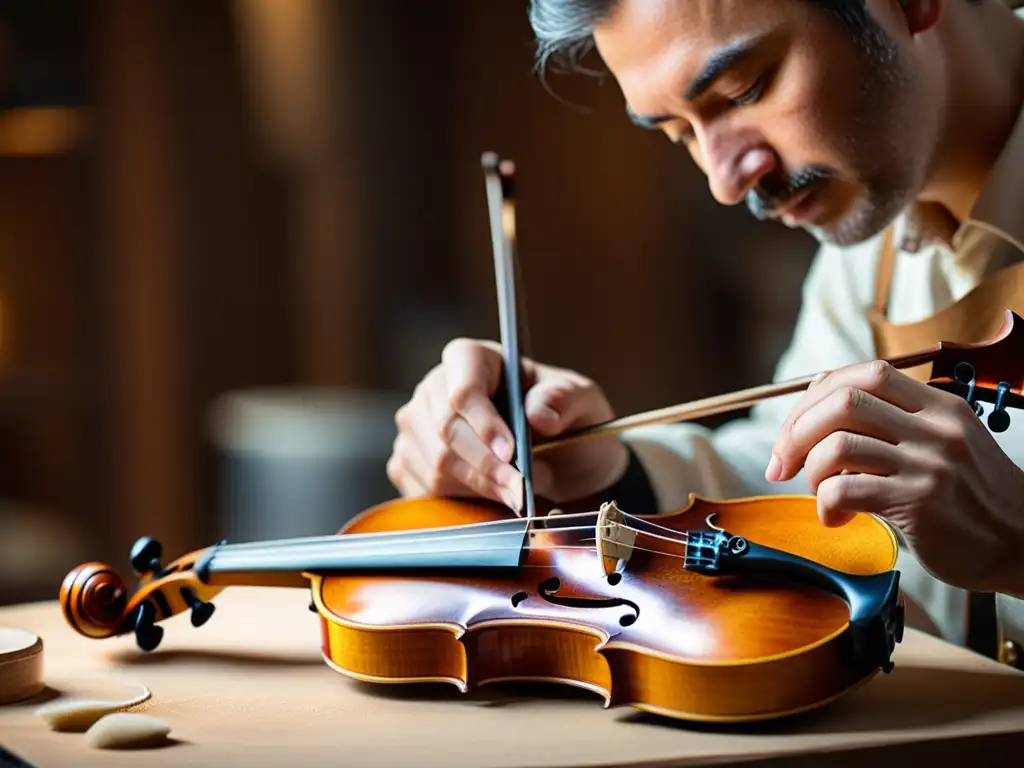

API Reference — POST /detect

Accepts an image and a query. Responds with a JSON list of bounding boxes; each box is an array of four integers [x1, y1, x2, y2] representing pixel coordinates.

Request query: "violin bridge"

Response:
[[596, 501, 636, 575]]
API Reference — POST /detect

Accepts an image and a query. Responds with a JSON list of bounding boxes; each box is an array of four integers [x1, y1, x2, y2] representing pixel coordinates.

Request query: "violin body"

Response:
[[62, 492, 904, 725], [313, 495, 901, 723]]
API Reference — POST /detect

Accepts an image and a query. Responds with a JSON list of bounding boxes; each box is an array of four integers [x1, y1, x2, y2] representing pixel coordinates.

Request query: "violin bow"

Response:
[[532, 329, 1018, 453], [482, 152, 537, 517]]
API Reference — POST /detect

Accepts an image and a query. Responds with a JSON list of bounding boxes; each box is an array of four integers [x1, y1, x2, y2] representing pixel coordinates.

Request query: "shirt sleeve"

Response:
[[618, 239, 878, 512]]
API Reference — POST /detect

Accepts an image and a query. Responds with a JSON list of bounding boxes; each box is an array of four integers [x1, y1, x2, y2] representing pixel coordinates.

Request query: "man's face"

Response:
[[592, 0, 935, 246]]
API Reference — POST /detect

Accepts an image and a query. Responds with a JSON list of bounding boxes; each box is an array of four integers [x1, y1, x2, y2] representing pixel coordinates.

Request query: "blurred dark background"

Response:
[[0, 0, 815, 605]]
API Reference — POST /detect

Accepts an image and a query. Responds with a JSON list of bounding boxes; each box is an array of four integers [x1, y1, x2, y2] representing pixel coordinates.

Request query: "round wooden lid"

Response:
[[0, 627, 44, 704]]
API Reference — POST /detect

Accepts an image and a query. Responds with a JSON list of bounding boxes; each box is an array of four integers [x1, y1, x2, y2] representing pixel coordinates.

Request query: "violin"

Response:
[[57, 154, 1024, 724]]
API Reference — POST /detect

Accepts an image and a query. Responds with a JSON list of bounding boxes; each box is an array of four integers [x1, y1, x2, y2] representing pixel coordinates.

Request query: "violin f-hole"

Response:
[[534, 577, 640, 627]]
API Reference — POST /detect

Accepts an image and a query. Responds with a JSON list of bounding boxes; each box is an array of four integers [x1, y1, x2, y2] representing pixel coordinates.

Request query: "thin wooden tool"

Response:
[[531, 345, 978, 454], [482, 152, 536, 517]]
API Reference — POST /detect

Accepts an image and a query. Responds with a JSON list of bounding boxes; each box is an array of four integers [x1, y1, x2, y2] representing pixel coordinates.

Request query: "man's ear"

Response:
[[896, 0, 943, 35]]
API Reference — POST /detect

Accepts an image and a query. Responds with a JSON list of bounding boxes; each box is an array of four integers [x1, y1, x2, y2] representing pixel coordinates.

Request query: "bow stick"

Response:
[[482, 152, 537, 517], [532, 325, 1024, 453]]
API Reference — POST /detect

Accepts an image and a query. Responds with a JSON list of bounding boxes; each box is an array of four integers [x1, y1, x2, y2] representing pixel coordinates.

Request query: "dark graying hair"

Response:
[[526, 0, 973, 75]]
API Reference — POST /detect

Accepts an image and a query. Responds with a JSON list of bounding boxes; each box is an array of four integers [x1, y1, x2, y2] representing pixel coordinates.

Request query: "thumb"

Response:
[[820, 509, 858, 528], [524, 373, 608, 437]]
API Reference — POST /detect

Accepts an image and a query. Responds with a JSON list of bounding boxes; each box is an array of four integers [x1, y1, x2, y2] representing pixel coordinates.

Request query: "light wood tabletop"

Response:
[[1, 586, 1024, 767]]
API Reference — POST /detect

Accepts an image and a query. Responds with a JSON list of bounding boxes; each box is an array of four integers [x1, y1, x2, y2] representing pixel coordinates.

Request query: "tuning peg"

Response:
[[953, 362, 985, 418], [179, 587, 215, 627], [130, 537, 163, 576], [953, 361, 976, 387], [134, 600, 163, 652], [988, 382, 1011, 433]]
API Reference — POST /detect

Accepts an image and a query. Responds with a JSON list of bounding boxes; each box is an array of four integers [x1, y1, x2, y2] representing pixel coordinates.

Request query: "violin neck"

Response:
[[193, 519, 532, 588]]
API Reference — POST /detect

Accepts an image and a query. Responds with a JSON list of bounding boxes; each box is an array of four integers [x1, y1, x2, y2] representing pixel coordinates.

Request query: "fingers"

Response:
[[769, 362, 930, 483], [387, 339, 531, 512], [423, 383, 524, 509], [391, 394, 522, 509], [775, 361, 925, 448], [815, 472, 894, 527], [802, 431, 901, 494], [442, 338, 520, 461], [388, 337, 620, 511]]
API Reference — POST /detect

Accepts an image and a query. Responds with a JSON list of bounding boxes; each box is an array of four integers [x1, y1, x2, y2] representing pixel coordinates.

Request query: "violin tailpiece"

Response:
[[682, 524, 904, 674]]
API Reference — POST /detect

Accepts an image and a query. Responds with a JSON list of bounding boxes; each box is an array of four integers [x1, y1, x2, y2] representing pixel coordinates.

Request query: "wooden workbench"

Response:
[[2, 587, 1023, 767]]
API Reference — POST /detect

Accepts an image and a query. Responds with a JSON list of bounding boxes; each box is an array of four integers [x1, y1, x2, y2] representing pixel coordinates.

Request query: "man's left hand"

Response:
[[767, 360, 1024, 595]]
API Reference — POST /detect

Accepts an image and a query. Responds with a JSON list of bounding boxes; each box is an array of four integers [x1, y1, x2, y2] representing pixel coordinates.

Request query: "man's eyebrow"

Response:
[[685, 35, 763, 100], [626, 34, 767, 128]]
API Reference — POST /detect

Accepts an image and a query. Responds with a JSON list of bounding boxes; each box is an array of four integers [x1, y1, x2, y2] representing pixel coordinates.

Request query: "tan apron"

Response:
[[866, 224, 1024, 662]]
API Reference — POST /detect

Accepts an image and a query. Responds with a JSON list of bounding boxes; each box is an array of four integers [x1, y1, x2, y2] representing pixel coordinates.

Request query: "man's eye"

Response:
[[730, 76, 768, 106]]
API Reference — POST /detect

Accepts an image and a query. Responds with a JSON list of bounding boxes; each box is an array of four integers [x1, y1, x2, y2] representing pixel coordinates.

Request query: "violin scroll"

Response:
[[925, 310, 1024, 433], [60, 536, 223, 652], [60, 562, 128, 639]]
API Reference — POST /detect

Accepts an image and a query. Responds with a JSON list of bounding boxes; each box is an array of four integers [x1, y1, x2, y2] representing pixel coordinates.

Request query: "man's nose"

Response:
[[706, 146, 778, 206]]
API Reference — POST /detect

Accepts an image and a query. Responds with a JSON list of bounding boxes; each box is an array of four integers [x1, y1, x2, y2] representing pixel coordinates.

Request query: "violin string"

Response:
[[207, 520, 696, 569], [209, 524, 626, 566], [207, 541, 698, 568], [212, 507, 700, 553], [213, 510, 603, 552], [209, 521, 697, 568], [208, 526, 703, 575], [216, 518, 546, 551], [207, 505, 723, 577]]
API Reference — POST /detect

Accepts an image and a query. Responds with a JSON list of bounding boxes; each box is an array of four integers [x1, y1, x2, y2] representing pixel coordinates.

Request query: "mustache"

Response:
[[746, 167, 833, 220]]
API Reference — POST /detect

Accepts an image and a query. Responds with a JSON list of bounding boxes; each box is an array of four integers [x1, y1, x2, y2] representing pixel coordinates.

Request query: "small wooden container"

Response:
[[0, 628, 44, 704]]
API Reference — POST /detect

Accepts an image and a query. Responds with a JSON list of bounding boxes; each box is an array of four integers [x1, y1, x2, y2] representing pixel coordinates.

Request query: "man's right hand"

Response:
[[387, 338, 630, 513]]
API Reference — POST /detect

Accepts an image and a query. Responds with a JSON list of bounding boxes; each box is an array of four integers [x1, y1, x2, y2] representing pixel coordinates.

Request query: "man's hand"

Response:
[[767, 360, 1024, 595], [387, 338, 629, 513]]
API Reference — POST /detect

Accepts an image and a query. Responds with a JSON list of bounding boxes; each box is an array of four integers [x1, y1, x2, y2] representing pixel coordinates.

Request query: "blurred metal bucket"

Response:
[[206, 388, 405, 542]]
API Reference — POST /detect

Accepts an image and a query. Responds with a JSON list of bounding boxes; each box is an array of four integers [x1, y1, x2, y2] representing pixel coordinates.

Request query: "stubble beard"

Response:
[[806, 32, 927, 247], [808, 174, 915, 247]]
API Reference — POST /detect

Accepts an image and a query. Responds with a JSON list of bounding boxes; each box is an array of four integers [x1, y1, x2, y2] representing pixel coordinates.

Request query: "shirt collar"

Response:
[[894, 31, 1024, 262], [894, 106, 1024, 260]]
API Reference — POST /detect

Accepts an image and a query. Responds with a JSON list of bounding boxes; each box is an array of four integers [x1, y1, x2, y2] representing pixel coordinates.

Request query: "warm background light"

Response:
[[0, 107, 88, 156]]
